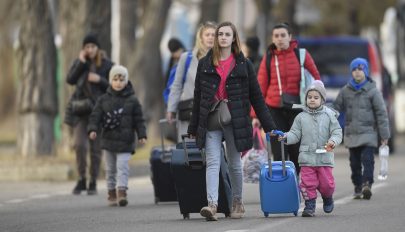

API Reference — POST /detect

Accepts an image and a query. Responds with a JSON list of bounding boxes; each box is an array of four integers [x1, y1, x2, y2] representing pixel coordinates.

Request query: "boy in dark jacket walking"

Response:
[[333, 58, 390, 200], [88, 65, 147, 207]]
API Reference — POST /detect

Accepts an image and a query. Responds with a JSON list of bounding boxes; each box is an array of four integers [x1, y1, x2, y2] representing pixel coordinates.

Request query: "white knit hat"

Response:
[[109, 65, 128, 84], [305, 80, 326, 103]]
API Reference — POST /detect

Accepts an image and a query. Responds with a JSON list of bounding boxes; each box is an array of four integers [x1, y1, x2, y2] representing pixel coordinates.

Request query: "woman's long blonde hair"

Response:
[[212, 21, 241, 66], [194, 21, 217, 60]]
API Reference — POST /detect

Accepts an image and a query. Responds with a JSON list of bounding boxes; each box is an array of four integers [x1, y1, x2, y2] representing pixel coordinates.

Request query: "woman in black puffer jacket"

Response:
[[188, 22, 278, 221], [64, 34, 113, 196]]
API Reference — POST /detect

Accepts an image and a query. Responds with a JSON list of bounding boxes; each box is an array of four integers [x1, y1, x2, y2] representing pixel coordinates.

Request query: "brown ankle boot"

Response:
[[107, 189, 117, 206], [117, 189, 128, 207], [230, 198, 245, 219], [200, 203, 218, 221]]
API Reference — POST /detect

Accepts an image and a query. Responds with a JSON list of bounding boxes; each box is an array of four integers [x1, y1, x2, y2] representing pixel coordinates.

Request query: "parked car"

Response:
[[298, 36, 396, 152]]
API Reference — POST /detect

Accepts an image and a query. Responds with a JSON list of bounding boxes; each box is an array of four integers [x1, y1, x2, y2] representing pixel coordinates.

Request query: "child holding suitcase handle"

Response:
[[277, 80, 342, 217]]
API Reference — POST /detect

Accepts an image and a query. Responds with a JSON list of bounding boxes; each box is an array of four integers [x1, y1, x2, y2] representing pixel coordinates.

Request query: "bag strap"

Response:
[[299, 48, 306, 83], [275, 55, 282, 96], [266, 48, 272, 88], [299, 48, 307, 103], [77, 73, 96, 102], [299, 48, 306, 67], [182, 51, 193, 85], [253, 126, 265, 150]]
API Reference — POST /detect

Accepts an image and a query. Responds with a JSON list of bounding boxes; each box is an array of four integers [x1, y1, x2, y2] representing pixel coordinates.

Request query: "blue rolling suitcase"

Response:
[[259, 133, 300, 217], [171, 135, 232, 219]]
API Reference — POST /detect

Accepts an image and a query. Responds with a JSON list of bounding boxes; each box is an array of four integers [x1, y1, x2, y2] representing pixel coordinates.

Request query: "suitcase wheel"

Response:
[[183, 213, 190, 219], [294, 211, 298, 216], [154, 197, 159, 205], [264, 212, 269, 218]]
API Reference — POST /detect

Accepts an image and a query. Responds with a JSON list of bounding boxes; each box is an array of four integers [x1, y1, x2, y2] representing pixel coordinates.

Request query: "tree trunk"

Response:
[[0, 0, 19, 118], [59, 0, 112, 152], [120, 0, 137, 67], [199, 0, 220, 24], [17, 0, 57, 157], [286, 0, 299, 35], [255, 0, 273, 49], [59, 0, 87, 151], [130, 0, 171, 135], [86, 0, 112, 57], [347, 0, 360, 35]]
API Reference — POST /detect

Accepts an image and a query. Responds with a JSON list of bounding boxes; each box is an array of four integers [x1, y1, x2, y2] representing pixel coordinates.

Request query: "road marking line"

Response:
[[5, 199, 29, 204], [0, 176, 151, 206], [334, 182, 387, 205], [29, 194, 51, 199], [225, 230, 250, 232]]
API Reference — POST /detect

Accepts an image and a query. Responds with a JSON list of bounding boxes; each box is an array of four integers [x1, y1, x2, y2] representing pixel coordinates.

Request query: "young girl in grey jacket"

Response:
[[279, 80, 342, 217]]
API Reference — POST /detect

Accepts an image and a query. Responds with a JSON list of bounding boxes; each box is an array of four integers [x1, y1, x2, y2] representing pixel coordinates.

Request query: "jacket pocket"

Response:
[[298, 154, 310, 164], [299, 145, 310, 152], [298, 152, 317, 165], [320, 153, 334, 165]]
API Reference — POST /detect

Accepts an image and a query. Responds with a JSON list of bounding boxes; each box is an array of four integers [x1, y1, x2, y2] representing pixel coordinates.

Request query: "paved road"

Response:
[[0, 142, 404, 232]]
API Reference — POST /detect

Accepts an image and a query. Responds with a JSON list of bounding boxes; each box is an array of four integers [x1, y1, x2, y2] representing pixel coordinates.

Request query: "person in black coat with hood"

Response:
[[88, 65, 147, 207], [188, 21, 278, 221], [64, 33, 113, 195]]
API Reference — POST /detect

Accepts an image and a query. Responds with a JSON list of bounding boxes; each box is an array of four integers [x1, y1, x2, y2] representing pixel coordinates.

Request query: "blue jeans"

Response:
[[349, 146, 375, 187], [103, 150, 131, 190], [205, 125, 242, 205]]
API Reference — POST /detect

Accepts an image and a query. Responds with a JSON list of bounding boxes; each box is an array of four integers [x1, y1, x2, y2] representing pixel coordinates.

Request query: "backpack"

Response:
[[163, 51, 193, 104], [265, 47, 314, 104]]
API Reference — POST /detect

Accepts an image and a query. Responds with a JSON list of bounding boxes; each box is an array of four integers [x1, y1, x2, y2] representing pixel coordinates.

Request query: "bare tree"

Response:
[[58, 0, 112, 152], [120, 0, 137, 67], [347, 0, 360, 35], [58, 0, 86, 151], [255, 0, 273, 48], [17, 0, 57, 157], [286, 0, 299, 35], [0, 0, 18, 117], [85, 0, 112, 57], [130, 0, 172, 135], [199, 0, 220, 24]]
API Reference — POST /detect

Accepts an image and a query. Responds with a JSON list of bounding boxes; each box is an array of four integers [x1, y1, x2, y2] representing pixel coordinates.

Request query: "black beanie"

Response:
[[168, 38, 185, 53], [82, 33, 100, 47]]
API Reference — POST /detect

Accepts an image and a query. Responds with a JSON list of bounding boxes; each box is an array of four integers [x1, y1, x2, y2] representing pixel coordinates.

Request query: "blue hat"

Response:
[[350, 58, 369, 77]]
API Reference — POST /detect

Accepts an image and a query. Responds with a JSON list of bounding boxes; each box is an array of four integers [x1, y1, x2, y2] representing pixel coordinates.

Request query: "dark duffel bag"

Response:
[[71, 98, 94, 116], [177, 99, 193, 121]]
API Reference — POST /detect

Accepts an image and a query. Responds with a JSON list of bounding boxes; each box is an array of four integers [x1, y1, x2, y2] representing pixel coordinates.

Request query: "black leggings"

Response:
[[268, 107, 301, 174]]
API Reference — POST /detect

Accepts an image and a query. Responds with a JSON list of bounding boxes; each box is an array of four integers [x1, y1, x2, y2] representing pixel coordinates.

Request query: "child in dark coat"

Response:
[[88, 65, 147, 207]]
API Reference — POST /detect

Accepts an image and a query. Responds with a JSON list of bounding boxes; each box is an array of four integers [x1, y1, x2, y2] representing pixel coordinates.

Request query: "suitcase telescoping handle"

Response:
[[266, 131, 286, 177], [181, 134, 206, 168], [158, 119, 168, 152], [158, 118, 176, 153]]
